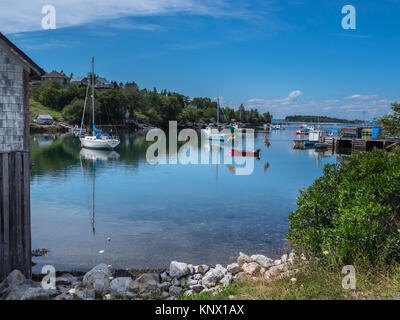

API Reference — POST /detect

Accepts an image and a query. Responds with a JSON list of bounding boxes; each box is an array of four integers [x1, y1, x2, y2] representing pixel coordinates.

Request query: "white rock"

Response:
[[184, 289, 193, 296], [82, 264, 111, 294], [169, 261, 190, 278], [202, 268, 225, 288], [281, 254, 288, 263], [274, 259, 282, 266], [187, 264, 195, 275], [220, 273, 232, 285], [194, 264, 209, 275], [242, 262, 261, 276], [187, 279, 198, 286], [251, 255, 274, 268], [227, 263, 241, 275], [237, 252, 253, 266], [110, 277, 133, 295], [193, 273, 202, 280]]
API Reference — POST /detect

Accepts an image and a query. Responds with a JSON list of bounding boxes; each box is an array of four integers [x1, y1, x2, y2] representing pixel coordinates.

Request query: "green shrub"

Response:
[[288, 149, 400, 265]]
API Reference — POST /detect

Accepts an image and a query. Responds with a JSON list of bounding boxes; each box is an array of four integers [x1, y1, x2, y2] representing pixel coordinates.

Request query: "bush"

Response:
[[288, 149, 400, 265]]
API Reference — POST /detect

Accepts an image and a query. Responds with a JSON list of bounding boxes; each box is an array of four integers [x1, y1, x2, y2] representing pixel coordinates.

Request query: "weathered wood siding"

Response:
[[0, 152, 31, 280], [0, 45, 25, 153], [0, 42, 31, 280]]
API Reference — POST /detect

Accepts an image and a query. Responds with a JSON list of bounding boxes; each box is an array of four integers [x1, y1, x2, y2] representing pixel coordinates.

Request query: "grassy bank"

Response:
[[183, 261, 400, 300], [29, 98, 62, 124]]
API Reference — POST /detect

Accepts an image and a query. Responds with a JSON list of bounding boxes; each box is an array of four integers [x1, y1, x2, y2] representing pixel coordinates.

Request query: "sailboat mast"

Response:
[[217, 96, 220, 128], [92, 57, 95, 133]]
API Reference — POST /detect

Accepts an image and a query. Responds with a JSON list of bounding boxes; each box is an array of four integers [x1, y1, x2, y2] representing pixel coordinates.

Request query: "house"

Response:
[[70, 75, 113, 89], [34, 114, 53, 125], [95, 77, 113, 89], [42, 70, 71, 88], [70, 76, 89, 86], [0, 32, 45, 280]]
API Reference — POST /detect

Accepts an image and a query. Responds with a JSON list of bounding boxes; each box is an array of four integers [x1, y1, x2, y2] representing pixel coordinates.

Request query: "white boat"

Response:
[[202, 97, 230, 141], [79, 57, 120, 150], [203, 124, 229, 141]]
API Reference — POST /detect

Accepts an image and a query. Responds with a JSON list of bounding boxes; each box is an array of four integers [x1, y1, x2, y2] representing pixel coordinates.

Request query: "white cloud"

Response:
[[0, 0, 257, 34], [346, 94, 378, 100]]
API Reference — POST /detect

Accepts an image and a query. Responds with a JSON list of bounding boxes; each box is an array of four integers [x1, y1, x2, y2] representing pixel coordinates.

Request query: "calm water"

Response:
[[30, 125, 344, 272]]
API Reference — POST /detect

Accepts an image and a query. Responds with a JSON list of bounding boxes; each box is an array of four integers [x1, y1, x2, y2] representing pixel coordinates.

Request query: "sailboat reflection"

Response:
[[79, 148, 120, 234]]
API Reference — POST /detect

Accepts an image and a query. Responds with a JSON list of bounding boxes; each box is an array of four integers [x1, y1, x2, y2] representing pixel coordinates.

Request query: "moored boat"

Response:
[[79, 58, 120, 150]]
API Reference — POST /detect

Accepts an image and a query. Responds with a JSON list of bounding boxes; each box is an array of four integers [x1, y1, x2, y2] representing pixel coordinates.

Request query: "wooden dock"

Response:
[[325, 137, 398, 153]]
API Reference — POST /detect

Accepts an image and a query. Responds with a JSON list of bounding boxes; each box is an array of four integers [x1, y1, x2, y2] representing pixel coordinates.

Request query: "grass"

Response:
[[29, 98, 62, 124], [182, 261, 400, 300]]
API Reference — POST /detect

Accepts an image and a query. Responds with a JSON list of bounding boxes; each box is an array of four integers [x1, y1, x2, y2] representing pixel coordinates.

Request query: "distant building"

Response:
[[70, 75, 113, 89], [95, 77, 113, 89], [70, 76, 89, 86], [41, 70, 70, 88], [34, 114, 53, 125]]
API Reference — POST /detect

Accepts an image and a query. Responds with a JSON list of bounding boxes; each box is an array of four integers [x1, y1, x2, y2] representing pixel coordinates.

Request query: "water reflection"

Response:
[[79, 149, 121, 235], [30, 125, 354, 272]]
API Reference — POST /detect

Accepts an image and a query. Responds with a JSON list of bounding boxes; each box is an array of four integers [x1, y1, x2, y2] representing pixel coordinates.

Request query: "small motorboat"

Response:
[[230, 149, 260, 157]]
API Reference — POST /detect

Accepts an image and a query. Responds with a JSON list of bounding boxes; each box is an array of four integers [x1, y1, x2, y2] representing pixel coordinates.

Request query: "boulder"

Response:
[[193, 273, 202, 280], [202, 268, 225, 288], [169, 286, 183, 297], [157, 282, 170, 290], [56, 273, 78, 286], [281, 254, 288, 263], [227, 263, 241, 275], [110, 277, 133, 295], [20, 287, 59, 300], [220, 273, 232, 285], [190, 284, 204, 294], [194, 264, 209, 275], [233, 272, 251, 282], [251, 255, 274, 268], [82, 264, 111, 294], [242, 262, 261, 276], [274, 259, 282, 266], [169, 261, 189, 278], [237, 252, 252, 266], [160, 271, 171, 282], [128, 273, 160, 295]]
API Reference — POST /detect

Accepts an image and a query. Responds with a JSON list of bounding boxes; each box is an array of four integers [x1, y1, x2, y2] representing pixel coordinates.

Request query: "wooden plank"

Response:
[[23, 70, 30, 152], [0, 153, 3, 279], [1, 153, 10, 278], [15, 152, 23, 271], [22, 151, 31, 278]]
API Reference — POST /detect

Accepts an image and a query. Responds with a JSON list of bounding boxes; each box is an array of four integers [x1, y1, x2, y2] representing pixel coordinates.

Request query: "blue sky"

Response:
[[2, 0, 400, 119]]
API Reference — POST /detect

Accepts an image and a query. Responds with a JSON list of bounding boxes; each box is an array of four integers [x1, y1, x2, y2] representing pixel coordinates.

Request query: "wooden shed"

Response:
[[0, 32, 45, 280]]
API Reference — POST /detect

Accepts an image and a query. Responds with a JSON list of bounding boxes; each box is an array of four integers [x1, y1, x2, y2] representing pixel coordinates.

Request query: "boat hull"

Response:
[[80, 137, 120, 150]]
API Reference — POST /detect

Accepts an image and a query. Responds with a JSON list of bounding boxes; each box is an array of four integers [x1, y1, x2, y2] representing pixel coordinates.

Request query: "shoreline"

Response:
[[1, 251, 300, 300]]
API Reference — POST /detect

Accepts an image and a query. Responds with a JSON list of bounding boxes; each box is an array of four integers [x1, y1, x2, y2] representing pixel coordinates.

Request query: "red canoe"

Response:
[[230, 149, 260, 157]]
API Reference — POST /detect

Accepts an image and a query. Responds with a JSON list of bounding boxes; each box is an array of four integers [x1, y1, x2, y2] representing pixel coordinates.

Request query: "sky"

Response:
[[1, 0, 399, 120]]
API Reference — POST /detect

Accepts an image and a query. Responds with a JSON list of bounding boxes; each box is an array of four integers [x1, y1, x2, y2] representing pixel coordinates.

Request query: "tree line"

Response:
[[30, 80, 272, 128]]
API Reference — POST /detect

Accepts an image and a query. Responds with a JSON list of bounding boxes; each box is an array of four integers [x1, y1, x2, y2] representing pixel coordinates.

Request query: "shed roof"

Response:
[[0, 32, 45, 76]]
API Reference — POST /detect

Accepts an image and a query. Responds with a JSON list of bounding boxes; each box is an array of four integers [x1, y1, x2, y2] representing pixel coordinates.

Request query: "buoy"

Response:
[[81, 143, 83, 148], [107, 237, 111, 242]]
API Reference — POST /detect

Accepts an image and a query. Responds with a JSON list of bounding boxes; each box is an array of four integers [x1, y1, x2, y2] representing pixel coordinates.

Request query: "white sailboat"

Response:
[[79, 57, 120, 150], [203, 97, 230, 141]]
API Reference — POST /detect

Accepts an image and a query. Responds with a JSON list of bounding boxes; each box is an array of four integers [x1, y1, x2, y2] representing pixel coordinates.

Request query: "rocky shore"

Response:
[[0, 251, 304, 300]]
